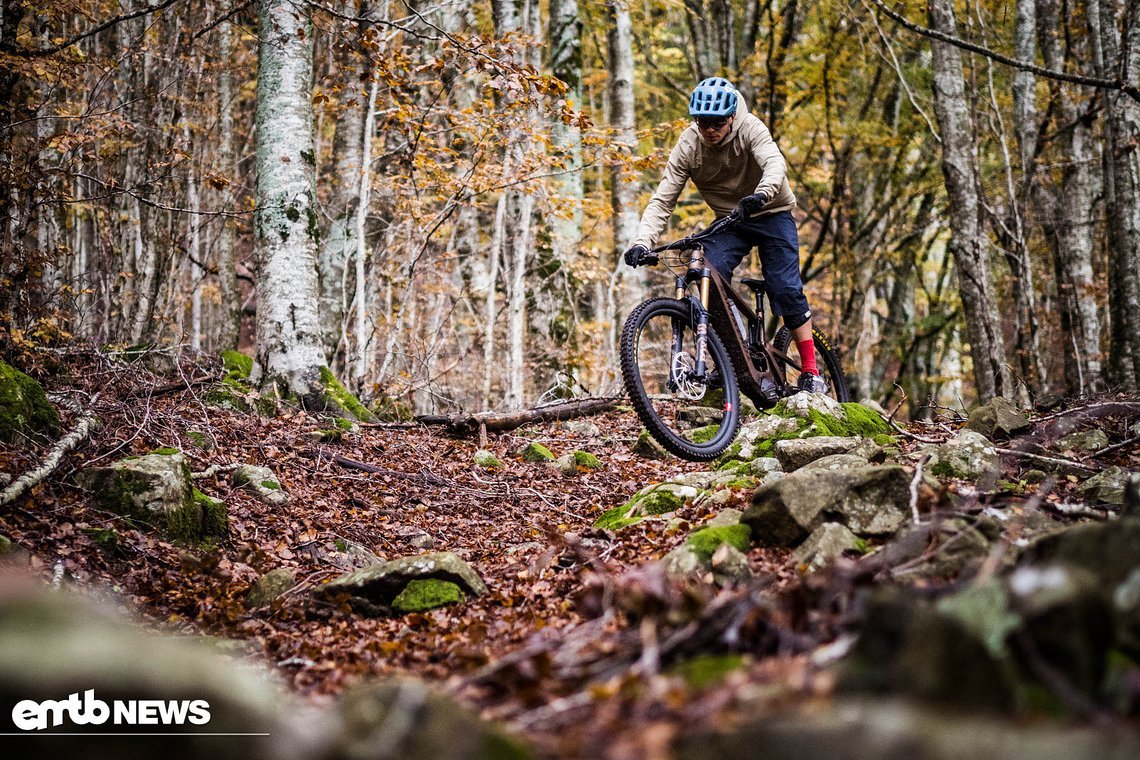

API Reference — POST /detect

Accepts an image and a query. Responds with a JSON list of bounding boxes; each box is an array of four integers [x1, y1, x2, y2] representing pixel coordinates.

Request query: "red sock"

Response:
[[797, 338, 818, 375]]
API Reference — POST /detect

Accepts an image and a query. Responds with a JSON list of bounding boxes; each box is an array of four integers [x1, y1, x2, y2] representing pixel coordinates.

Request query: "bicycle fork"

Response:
[[673, 249, 713, 382]]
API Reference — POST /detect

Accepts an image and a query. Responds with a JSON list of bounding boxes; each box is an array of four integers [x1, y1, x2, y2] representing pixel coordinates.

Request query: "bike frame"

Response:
[[652, 214, 803, 408]]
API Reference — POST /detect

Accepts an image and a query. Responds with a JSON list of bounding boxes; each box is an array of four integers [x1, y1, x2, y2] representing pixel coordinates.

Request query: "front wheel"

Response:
[[773, 327, 851, 403], [620, 297, 741, 461]]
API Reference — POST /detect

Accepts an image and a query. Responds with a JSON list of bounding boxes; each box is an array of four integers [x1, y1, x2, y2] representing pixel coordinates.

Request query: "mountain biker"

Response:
[[623, 77, 827, 394]]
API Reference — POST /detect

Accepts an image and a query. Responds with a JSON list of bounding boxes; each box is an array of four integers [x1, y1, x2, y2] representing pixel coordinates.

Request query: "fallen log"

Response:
[[1, 401, 102, 507], [415, 396, 622, 435]]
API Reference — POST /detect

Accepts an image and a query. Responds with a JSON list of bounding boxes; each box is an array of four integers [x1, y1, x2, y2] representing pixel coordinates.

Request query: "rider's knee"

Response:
[[782, 308, 811, 330]]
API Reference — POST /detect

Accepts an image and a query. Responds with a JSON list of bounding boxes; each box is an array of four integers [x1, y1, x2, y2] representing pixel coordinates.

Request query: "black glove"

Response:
[[623, 244, 650, 267], [738, 192, 769, 217]]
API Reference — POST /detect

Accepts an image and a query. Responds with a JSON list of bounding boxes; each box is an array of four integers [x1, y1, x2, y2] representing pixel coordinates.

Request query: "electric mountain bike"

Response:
[[620, 211, 850, 461]]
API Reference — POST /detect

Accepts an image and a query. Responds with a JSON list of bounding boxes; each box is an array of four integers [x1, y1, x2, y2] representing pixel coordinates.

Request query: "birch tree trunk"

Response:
[[927, 0, 1008, 402], [1096, 0, 1140, 390], [608, 0, 643, 376], [216, 20, 241, 351], [253, 0, 348, 410]]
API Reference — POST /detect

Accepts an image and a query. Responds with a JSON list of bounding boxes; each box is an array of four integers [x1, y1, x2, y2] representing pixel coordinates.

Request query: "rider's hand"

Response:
[[623, 244, 651, 268], [738, 192, 769, 218]]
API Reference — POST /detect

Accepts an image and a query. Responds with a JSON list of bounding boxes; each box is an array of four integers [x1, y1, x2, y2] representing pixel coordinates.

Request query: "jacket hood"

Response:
[[697, 95, 750, 148]]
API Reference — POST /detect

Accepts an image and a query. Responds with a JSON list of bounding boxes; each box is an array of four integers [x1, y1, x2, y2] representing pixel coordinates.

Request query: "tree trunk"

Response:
[[252, 0, 341, 407], [1096, 0, 1140, 390], [216, 20, 241, 351], [927, 0, 1008, 402]]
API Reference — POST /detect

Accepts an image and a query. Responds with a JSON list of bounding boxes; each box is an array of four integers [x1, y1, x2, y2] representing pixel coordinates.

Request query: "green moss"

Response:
[[186, 431, 213, 449], [521, 443, 555, 462], [370, 396, 414, 423], [853, 537, 871, 554], [686, 524, 752, 562], [872, 433, 897, 446], [220, 350, 253, 380], [193, 489, 228, 537], [931, 460, 957, 478], [333, 417, 355, 431], [317, 428, 344, 443], [318, 366, 375, 422], [0, 360, 61, 443], [839, 402, 892, 436], [204, 386, 251, 413], [474, 450, 503, 469], [690, 425, 720, 444], [391, 578, 464, 613], [723, 477, 759, 490], [594, 486, 689, 531], [572, 450, 601, 469], [668, 654, 746, 688], [260, 480, 281, 490], [0, 535, 12, 555], [149, 447, 181, 456]]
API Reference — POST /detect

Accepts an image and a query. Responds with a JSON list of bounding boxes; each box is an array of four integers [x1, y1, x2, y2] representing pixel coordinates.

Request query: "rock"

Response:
[[797, 453, 871, 475], [0, 572, 286, 757], [744, 465, 913, 546], [1055, 428, 1110, 453], [233, 464, 288, 505], [793, 523, 861, 573], [562, 420, 600, 437], [888, 517, 1000, 582], [1125, 473, 1140, 517], [409, 532, 435, 549], [473, 449, 503, 470], [247, 568, 297, 609], [572, 450, 601, 470], [391, 579, 465, 613], [775, 391, 846, 421], [1078, 466, 1131, 505], [0, 359, 61, 443], [0, 534, 11, 555], [686, 524, 752, 561], [519, 442, 555, 463], [965, 397, 1031, 440], [747, 456, 783, 474], [632, 429, 671, 459], [774, 438, 863, 471], [675, 697, 1140, 760], [78, 452, 208, 541], [334, 678, 531, 760], [594, 482, 702, 531], [705, 508, 744, 528], [318, 551, 487, 616], [1021, 468, 1049, 484], [193, 488, 229, 537], [663, 545, 704, 578], [711, 543, 753, 583], [921, 430, 1000, 481], [1023, 517, 1140, 586], [677, 406, 725, 427], [716, 415, 799, 462]]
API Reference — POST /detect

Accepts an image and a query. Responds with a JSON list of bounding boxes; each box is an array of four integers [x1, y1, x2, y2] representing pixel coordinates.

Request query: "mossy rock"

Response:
[[186, 431, 215, 450], [77, 453, 204, 541], [668, 654, 746, 688], [633, 429, 671, 459], [317, 367, 376, 422], [473, 450, 503, 470], [572, 450, 601, 470], [193, 489, 229, 537], [318, 551, 487, 616], [391, 579, 465, 613], [204, 385, 252, 413], [247, 568, 297, 609], [686, 524, 752, 562], [520, 442, 555, 463], [149, 446, 181, 456], [232, 464, 287, 505], [594, 483, 699, 531], [0, 535, 13, 556], [220, 350, 253, 381], [0, 360, 61, 443]]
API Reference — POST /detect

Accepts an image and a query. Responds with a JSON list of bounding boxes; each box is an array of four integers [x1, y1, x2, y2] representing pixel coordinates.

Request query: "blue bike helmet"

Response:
[[689, 77, 738, 118]]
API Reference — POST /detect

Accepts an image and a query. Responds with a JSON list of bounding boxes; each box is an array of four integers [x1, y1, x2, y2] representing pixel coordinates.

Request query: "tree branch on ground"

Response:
[[416, 397, 622, 434], [0, 401, 101, 507]]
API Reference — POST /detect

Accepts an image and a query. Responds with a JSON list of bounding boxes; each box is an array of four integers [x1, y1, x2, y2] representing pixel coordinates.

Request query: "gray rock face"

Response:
[[1079, 466, 1131, 505], [1055, 428, 1110, 453], [677, 406, 726, 427], [78, 452, 203, 540], [776, 391, 845, 421], [710, 543, 753, 584], [964, 397, 1031, 439], [247, 568, 297, 609], [719, 415, 799, 461], [793, 523, 861, 573], [233, 464, 288, 505], [797, 453, 871, 475], [774, 436, 862, 471], [705, 508, 744, 528], [744, 465, 912, 546], [318, 551, 487, 616], [632, 430, 671, 459], [887, 517, 1000, 582], [921, 430, 999, 481]]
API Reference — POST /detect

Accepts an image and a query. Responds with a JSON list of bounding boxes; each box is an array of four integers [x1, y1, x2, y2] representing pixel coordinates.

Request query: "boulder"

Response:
[[632, 429, 671, 459], [550, 450, 601, 476], [797, 453, 871, 475], [664, 524, 753, 583], [595, 482, 703, 531], [744, 465, 912, 546], [473, 449, 503, 470], [888, 516, 1001, 582], [1078, 466, 1131, 505], [518, 442, 554, 463], [715, 415, 799, 462], [964, 397, 1031, 440], [0, 360, 60, 443], [391, 579, 465, 613], [921, 430, 1000, 481], [710, 543, 753, 584], [677, 406, 726, 427], [233, 464, 288, 505], [793, 523, 861, 573], [1054, 429, 1110, 453], [704, 508, 744, 528], [318, 551, 487, 616], [1022, 517, 1140, 587], [675, 697, 1140, 760], [774, 438, 862, 471], [247, 568, 297, 609], [78, 452, 213, 541]]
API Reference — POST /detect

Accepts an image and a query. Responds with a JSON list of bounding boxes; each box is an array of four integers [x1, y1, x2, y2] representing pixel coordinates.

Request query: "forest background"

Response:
[[2, 0, 1139, 418]]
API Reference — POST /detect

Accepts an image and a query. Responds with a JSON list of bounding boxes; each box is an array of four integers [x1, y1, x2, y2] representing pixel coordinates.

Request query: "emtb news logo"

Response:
[[11, 690, 211, 731]]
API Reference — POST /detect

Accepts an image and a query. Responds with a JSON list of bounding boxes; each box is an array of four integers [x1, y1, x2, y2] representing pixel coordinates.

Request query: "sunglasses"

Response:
[[695, 116, 730, 130]]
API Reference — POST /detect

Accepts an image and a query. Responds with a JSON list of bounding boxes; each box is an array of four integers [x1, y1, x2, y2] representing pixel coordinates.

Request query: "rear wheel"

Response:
[[620, 298, 741, 460], [773, 327, 851, 402]]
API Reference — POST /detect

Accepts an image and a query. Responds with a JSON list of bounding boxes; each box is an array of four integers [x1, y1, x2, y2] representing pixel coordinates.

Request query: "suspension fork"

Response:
[[688, 247, 712, 378]]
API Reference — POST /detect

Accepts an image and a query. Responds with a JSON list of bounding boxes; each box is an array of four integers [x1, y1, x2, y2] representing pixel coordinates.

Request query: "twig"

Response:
[[909, 455, 929, 524], [0, 402, 102, 507], [994, 447, 1100, 474], [1030, 401, 1140, 424], [886, 417, 942, 444], [190, 463, 243, 480], [1040, 501, 1109, 520], [1082, 434, 1140, 461]]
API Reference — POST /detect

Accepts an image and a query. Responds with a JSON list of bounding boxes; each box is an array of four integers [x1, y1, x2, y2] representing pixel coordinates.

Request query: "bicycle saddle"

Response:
[[739, 278, 766, 293]]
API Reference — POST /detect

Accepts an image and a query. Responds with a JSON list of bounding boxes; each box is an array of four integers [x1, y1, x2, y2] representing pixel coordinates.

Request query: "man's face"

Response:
[[695, 114, 733, 144]]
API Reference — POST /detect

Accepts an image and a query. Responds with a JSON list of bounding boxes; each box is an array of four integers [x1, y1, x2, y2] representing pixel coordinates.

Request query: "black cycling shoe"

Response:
[[796, 372, 828, 394]]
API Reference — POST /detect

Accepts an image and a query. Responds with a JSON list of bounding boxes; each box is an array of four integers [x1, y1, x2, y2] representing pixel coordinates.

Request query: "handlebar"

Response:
[[648, 209, 742, 257]]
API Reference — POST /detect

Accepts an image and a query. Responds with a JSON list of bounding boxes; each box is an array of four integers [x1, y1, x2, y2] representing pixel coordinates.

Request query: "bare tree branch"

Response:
[[8, 0, 185, 58]]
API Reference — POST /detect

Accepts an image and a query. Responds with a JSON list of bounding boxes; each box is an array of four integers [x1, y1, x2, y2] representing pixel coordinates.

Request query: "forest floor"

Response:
[[2, 350, 1140, 758]]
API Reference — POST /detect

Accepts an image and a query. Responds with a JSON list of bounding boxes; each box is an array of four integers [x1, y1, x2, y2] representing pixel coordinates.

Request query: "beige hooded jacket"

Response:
[[631, 98, 796, 250]]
